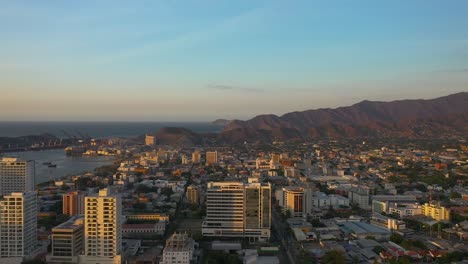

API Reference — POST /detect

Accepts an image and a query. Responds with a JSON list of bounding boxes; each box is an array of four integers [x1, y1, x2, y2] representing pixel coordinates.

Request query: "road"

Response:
[[271, 207, 297, 264]]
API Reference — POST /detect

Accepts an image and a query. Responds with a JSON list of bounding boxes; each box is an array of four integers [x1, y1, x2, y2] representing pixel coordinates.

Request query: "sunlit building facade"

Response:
[[202, 182, 271, 240], [0, 192, 37, 259], [0, 157, 35, 196]]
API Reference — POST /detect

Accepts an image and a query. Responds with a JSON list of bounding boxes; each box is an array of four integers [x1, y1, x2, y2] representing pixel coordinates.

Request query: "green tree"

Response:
[[390, 233, 404, 244], [322, 250, 346, 264]]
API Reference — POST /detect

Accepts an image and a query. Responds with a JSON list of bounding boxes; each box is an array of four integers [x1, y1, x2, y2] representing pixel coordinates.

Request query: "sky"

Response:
[[1, 0, 468, 122]]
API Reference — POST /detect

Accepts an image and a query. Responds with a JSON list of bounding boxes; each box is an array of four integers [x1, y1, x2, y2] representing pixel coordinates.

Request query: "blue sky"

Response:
[[1, 0, 468, 121]]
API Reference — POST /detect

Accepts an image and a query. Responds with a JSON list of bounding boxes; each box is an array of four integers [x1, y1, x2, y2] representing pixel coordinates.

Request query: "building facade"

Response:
[[63, 191, 85, 216], [0, 192, 37, 260], [160, 233, 196, 264], [202, 182, 271, 240], [82, 188, 122, 264], [186, 185, 200, 204], [205, 151, 218, 165], [46, 216, 84, 264], [421, 202, 451, 221], [0, 157, 35, 196]]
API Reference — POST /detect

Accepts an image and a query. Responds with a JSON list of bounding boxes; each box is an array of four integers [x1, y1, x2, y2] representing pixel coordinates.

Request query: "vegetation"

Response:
[[322, 250, 346, 264], [203, 251, 242, 264], [38, 214, 70, 230]]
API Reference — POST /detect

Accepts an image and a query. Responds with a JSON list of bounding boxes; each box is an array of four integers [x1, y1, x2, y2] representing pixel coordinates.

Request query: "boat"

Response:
[[48, 164, 57, 168], [43, 162, 52, 166]]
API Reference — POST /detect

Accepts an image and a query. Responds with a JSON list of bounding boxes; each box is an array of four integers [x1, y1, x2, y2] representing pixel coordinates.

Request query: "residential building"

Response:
[[202, 182, 271, 240], [63, 191, 85, 216], [191, 150, 201, 164], [160, 233, 197, 264], [309, 192, 350, 209], [421, 202, 451, 221], [388, 203, 422, 218], [0, 192, 37, 260], [122, 222, 166, 237], [371, 195, 417, 214], [348, 187, 370, 209], [370, 213, 406, 231], [81, 188, 122, 264], [46, 216, 84, 264], [186, 185, 199, 204], [276, 187, 305, 217], [205, 151, 218, 165], [144, 134, 156, 146], [0, 157, 35, 196]]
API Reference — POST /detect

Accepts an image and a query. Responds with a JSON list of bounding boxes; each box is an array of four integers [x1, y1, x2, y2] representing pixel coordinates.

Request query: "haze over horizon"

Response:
[[1, 1, 468, 122]]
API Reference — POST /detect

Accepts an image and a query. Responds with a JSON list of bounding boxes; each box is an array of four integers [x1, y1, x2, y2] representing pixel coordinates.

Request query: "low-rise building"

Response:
[[160, 233, 197, 264], [46, 216, 84, 264]]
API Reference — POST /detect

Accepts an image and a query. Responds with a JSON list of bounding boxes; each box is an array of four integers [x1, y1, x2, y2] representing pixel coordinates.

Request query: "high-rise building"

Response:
[[421, 202, 451, 221], [46, 216, 84, 264], [0, 157, 35, 196], [0, 192, 37, 259], [160, 233, 196, 264], [276, 187, 305, 217], [191, 150, 201, 164], [205, 151, 218, 165], [144, 134, 156, 146], [186, 185, 199, 205], [81, 188, 122, 264], [202, 182, 271, 240], [63, 191, 85, 216]]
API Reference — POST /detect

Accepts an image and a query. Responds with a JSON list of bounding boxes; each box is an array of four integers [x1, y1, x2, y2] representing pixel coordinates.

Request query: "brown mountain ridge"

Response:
[[219, 92, 468, 142]]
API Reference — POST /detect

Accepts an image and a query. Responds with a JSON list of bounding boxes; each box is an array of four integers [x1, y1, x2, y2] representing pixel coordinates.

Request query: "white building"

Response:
[[81, 188, 122, 264], [0, 157, 35, 196], [348, 187, 370, 209], [0, 192, 37, 261], [388, 203, 422, 218], [160, 233, 197, 264], [309, 192, 349, 209], [202, 182, 271, 240]]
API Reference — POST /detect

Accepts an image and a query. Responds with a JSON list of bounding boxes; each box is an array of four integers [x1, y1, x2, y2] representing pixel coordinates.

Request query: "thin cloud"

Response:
[[208, 84, 264, 93]]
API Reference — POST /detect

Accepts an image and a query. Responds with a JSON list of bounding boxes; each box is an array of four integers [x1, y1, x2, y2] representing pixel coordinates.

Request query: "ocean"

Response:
[[5, 149, 114, 184], [0, 121, 220, 138]]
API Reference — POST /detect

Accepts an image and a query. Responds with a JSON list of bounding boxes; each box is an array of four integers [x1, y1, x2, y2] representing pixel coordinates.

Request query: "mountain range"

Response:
[[153, 92, 467, 145], [218, 92, 468, 143]]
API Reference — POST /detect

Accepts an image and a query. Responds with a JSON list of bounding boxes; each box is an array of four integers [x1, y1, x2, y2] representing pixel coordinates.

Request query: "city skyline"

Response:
[[1, 1, 468, 121]]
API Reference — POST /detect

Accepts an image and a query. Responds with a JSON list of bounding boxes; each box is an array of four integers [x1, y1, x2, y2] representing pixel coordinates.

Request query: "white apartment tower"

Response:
[[82, 188, 122, 264], [202, 182, 271, 240], [0, 192, 37, 259], [0, 157, 35, 196]]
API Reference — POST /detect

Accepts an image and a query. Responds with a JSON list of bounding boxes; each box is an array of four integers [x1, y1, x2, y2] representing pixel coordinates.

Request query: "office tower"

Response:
[[205, 151, 218, 165], [202, 182, 271, 240], [191, 150, 201, 164], [46, 216, 84, 264], [82, 188, 122, 264], [160, 233, 196, 264], [186, 185, 199, 204], [63, 191, 85, 216], [144, 134, 156, 146], [0, 192, 37, 259], [0, 157, 35, 196]]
